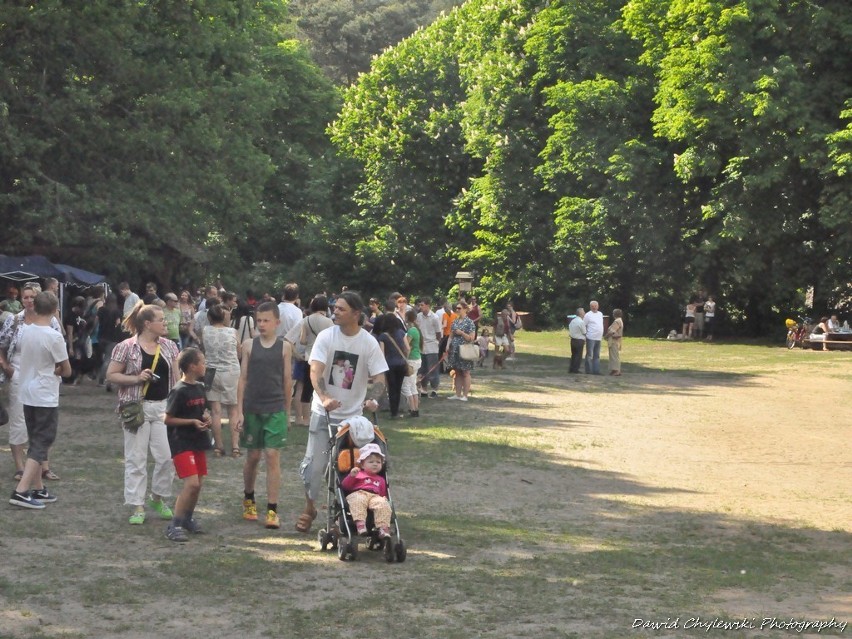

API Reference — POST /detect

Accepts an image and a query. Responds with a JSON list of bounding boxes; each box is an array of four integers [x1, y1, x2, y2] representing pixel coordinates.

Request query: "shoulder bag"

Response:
[[386, 333, 414, 376], [459, 342, 479, 361], [119, 343, 160, 432]]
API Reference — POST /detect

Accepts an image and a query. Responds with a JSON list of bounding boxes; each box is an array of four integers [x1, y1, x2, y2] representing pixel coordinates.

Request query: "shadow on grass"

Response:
[[1, 378, 849, 639], [470, 353, 761, 397]]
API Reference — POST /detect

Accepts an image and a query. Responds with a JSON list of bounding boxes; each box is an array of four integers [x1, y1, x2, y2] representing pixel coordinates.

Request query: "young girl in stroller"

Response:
[[340, 443, 392, 539], [317, 415, 406, 562]]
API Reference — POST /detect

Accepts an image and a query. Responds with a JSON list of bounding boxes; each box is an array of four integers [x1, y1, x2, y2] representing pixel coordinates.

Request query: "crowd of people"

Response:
[[1, 278, 525, 541]]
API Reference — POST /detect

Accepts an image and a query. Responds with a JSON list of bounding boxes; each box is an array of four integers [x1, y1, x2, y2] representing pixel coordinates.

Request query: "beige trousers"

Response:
[[346, 490, 392, 528]]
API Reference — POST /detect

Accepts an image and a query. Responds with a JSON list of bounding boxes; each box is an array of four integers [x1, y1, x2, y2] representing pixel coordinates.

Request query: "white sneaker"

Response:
[[459, 396, 468, 402], [448, 395, 460, 400]]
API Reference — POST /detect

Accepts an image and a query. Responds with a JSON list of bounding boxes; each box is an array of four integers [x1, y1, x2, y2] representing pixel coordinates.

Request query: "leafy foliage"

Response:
[[0, 0, 337, 288], [332, 0, 852, 329]]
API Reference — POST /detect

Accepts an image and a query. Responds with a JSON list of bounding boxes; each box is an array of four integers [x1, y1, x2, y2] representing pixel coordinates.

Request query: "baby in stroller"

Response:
[[318, 415, 406, 562], [340, 443, 392, 539]]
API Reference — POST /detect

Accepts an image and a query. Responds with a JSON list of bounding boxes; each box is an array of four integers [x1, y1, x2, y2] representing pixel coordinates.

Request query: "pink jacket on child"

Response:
[[341, 470, 388, 498]]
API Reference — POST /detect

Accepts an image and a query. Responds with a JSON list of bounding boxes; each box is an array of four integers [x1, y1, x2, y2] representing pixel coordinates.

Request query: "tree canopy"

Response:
[[1, 0, 849, 333], [1, 0, 337, 289], [331, 0, 852, 330]]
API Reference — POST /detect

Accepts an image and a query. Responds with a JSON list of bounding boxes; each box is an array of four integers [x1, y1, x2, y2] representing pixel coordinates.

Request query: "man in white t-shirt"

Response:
[[568, 308, 586, 374], [296, 291, 388, 533], [276, 282, 303, 338], [119, 282, 140, 320], [10, 292, 71, 509], [416, 297, 442, 397], [583, 300, 604, 375]]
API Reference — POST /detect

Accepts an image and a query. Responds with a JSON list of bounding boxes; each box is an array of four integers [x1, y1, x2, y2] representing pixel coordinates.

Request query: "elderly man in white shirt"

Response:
[[568, 308, 586, 374], [583, 300, 604, 375]]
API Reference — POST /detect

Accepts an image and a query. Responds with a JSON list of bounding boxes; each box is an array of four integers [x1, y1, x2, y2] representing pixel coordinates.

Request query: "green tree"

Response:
[[0, 0, 338, 290]]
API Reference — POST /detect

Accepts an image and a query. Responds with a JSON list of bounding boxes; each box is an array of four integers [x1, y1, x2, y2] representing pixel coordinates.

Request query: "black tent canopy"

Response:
[[0, 255, 105, 286]]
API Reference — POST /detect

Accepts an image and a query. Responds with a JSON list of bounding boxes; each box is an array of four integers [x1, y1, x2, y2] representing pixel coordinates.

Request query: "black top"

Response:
[[165, 380, 212, 454], [141, 348, 170, 401], [97, 306, 124, 343]]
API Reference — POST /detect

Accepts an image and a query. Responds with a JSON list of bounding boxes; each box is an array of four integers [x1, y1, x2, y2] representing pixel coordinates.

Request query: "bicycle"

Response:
[[785, 316, 813, 349]]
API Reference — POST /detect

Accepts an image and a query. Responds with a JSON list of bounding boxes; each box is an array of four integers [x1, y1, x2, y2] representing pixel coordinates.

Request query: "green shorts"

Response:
[[239, 412, 288, 450]]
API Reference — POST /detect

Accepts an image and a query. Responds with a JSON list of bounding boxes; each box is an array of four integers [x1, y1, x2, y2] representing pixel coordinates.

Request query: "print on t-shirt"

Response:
[[329, 351, 359, 389]]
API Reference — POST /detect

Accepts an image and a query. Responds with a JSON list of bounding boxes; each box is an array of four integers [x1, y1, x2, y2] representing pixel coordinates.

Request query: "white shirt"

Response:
[[568, 316, 586, 340], [309, 325, 389, 420], [122, 292, 140, 318], [276, 302, 303, 338], [417, 311, 442, 354], [584, 310, 604, 341], [19, 324, 68, 407]]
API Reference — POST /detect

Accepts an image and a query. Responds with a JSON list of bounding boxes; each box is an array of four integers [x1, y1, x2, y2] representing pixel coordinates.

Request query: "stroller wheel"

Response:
[[383, 538, 395, 563], [395, 540, 407, 563], [338, 538, 358, 561], [318, 529, 329, 551]]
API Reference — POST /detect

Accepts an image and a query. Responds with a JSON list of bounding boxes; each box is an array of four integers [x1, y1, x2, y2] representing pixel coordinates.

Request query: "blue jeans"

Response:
[[419, 353, 440, 391], [584, 339, 601, 374]]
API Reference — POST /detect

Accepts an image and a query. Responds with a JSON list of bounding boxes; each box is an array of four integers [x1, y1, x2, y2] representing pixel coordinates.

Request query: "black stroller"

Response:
[[317, 416, 407, 562]]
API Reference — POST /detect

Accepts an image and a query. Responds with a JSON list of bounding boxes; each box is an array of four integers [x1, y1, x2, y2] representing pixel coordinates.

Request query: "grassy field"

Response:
[[0, 334, 849, 638]]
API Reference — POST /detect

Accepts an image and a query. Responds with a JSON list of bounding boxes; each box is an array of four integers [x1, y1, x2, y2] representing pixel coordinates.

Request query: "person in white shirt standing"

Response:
[[276, 283, 303, 339], [416, 297, 442, 397], [583, 300, 604, 375], [568, 308, 586, 374]]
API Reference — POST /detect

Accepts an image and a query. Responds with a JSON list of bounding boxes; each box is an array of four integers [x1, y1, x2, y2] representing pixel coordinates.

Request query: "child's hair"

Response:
[[256, 301, 279, 317], [178, 347, 203, 373], [33, 291, 59, 315], [481, 328, 490, 336]]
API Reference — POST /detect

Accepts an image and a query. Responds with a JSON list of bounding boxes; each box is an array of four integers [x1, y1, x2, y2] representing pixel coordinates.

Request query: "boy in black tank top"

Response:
[[234, 302, 292, 529]]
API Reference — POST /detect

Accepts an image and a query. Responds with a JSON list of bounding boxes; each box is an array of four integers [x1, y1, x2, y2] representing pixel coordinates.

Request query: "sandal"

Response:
[[213, 448, 226, 458], [231, 447, 242, 458], [42, 469, 60, 481], [294, 508, 317, 533]]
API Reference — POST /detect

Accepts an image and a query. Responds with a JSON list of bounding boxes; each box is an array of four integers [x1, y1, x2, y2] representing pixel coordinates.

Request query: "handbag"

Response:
[[120, 343, 161, 432], [386, 333, 414, 376], [459, 342, 479, 361], [119, 401, 145, 432]]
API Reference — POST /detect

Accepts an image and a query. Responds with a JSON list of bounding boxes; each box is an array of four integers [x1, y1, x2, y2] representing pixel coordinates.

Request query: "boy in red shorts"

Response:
[[163, 347, 212, 541]]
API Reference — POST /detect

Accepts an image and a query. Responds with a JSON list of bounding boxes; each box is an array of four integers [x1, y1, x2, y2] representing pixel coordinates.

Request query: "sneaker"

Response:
[[165, 524, 189, 542], [31, 488, 57, 503], [129, 510, 146, 525], [148, 498, 173, 520], [459, 396, 468, 402], [9, 490, 45, 510], [242, 499, 258, 521], [354, 520, 367, 536], [448, 395, 460, 400], [430, 391, 438, 398], [185, 518, 203, 534], [265, 510, 280, 529]]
